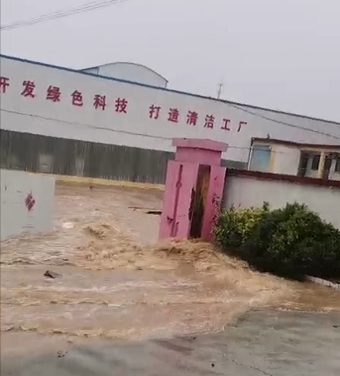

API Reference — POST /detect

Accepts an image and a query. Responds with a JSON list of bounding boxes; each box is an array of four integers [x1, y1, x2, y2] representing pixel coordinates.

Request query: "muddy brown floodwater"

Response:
[[1, 183, 339, 347]]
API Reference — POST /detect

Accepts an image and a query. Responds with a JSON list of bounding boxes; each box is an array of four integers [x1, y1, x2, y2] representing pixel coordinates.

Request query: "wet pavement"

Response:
[[2, 310, 340, 376], [1, 183, 340, 375]]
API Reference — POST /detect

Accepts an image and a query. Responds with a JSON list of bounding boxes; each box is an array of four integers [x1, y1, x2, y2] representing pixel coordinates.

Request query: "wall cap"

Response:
[[172, 138, 228, 152], [228, 169, 340, 189]]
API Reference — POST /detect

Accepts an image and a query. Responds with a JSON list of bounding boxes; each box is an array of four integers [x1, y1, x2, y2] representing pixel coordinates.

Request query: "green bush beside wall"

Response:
[[215, 203, 340, 280]]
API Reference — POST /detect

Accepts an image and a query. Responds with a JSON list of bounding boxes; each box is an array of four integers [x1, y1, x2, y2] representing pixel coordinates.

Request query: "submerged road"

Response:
[[1, 184, 340, 375], [2, 310, 340, 376]]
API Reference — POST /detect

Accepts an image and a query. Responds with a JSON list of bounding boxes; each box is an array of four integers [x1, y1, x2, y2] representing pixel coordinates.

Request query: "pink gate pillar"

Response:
[[159, 138, 227, 241]]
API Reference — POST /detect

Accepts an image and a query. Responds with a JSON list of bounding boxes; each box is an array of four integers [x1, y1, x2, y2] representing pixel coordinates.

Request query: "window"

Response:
[[335, 156, 340, 173], [249, 145, 271, 172], [311, 154, 320, 171], [298, 152, 309, 177]]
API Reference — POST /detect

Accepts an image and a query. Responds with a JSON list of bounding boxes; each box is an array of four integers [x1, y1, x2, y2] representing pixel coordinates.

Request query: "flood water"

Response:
[[1, 184, 339, 343]]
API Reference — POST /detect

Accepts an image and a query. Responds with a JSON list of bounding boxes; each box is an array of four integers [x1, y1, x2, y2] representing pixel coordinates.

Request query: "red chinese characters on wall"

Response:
[[21, 81, 36, 98], [237, 121, 247, 132], [0, 77, 10, 93], [1, 76, 249, 133], [168, 108, 179, 123], [72, 90, 83, 106], [46, 86, 61, 102], [221, 118, 231, 131], [221, 118, 247, 132], [115, 98, 128, 113], [149, 105, 161, 119], [93, 94, 106, 110], [204, 115, 215, 129], [187, 111, 198, 126]]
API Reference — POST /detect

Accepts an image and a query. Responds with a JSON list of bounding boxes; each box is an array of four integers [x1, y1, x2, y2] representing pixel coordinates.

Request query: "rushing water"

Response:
[[1, 184, 339, 341]]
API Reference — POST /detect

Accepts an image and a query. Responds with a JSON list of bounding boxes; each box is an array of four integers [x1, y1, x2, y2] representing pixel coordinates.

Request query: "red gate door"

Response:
[[159, 161, 199, 240]]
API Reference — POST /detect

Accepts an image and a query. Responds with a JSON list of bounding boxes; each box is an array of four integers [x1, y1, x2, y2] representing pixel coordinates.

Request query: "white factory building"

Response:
[[0, 54, 339, 183]]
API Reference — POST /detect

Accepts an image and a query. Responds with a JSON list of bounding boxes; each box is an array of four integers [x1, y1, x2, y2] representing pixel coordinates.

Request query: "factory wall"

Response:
[[0, 55, 339, 182]]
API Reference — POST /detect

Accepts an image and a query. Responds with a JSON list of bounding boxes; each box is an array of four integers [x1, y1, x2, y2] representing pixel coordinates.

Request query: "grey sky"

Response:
[[1, 0, 340, 122]]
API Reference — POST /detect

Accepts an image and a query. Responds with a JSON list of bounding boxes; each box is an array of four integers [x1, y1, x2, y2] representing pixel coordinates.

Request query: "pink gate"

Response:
[[159, 139, 228, 241], [159, 161, 199, 239]]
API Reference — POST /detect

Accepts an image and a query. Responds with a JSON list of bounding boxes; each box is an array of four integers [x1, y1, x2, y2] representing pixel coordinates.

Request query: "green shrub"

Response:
[[214, 203, 269, 249], [215, 203, 340, 280]]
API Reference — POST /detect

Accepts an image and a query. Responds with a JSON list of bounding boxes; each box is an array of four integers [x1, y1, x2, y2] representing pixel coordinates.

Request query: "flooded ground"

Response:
[[3, 310, 339, 376], [1, 183, 339, 346]]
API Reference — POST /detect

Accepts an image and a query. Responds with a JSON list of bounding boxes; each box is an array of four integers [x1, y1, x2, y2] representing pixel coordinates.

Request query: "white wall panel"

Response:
[[223, 175, 340, 230], [0, 169, 55, 240]]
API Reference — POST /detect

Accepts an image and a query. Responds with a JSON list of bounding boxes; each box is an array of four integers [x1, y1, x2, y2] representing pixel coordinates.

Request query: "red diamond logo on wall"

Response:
[[25, 193, 36, 212]]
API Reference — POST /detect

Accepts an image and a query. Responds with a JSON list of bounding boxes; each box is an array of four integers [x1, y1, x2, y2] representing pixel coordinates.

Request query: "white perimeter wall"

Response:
[[0, 169, 55, 240], [1, 56, 340, 165], [223, 175, 340, 230]]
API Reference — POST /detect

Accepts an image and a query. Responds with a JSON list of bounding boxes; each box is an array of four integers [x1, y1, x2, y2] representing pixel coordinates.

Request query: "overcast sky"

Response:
[[1, 0, 340, 122]]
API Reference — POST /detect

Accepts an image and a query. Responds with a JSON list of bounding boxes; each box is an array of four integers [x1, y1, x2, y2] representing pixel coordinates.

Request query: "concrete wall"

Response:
[[1, 55, 340, 167], [82, 62, 168, 88], [0, 169, 55, 240], [223, 171, 340, 230]]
